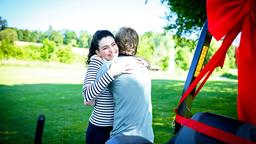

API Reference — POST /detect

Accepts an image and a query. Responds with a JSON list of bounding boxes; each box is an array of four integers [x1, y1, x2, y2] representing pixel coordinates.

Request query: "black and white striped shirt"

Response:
[[83, 56, 114, 127]]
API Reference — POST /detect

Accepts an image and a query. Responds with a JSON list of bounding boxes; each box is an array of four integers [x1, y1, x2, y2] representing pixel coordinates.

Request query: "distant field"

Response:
[[0, 63, 237, 144], [14, 41, 89, 56]]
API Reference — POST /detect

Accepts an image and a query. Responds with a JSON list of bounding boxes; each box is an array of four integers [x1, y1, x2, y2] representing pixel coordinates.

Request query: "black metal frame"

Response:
[[174, 20, 212, 133]]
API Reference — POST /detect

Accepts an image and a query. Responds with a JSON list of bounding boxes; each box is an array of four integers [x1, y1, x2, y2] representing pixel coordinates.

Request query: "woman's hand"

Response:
[[107, 61, 133, 77], [135, 57, 150, 69], [84, 100, 95, 106]]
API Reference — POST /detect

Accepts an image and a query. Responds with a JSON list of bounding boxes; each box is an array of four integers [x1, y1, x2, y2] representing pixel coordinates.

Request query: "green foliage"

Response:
[[41, 38, 56, 61], [15, 29, 42, 43], [0, 29, 18, 59], [22, 29, 31, 41], [0, 16, 8, 30], [0, 31, 78, 64], [22, 45, 41, 60], [220, 72, 237, 79], [38, 31, 49, 43], [205, 41, 217, 63], [226, 46, 237, 69], [40, 39, 74, 63], [0, 40, 41, 61], [205, 39, 237, 73], [16, 29, 24, 40], [173, 35, 196, 51], [161, 0, 206, 36], [0, 28, 18, 44], [0, 16, 237, 72], [137, 32, 175, 71], [0, 40, 16, 59], [55, 45, 73, 64], [173, 35, 195, 70], [137, 32, 154, 62], [175, 47, 191, 70], [49, 31, 63, 46], [78, 31, 91, 48], [63, 30, 78, 47], [159, 56, 169, 71], [30, 31, 40, 42]]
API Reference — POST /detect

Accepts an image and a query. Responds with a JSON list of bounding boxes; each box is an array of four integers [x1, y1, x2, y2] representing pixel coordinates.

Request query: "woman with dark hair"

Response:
[[82, 30, 128, 144], [86, 30, 117, 64]]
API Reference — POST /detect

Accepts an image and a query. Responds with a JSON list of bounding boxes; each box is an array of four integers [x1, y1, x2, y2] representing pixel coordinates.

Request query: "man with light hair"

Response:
[[97, 27, 154, 144]]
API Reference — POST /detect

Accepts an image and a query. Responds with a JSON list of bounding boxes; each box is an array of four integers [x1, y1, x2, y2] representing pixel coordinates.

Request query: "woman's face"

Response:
[[96, 36, 118, 61]]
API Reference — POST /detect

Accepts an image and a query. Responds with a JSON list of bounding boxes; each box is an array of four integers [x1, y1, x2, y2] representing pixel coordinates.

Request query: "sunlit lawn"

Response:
[[0, 63, 237, 144]]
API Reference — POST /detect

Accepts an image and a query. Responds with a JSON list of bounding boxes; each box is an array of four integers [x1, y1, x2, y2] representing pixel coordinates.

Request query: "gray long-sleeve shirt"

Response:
[[97, 56, 154, 143]]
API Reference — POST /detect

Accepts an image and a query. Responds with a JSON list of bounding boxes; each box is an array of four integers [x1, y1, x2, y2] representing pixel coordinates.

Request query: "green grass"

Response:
[[0, 64, 237, 144]]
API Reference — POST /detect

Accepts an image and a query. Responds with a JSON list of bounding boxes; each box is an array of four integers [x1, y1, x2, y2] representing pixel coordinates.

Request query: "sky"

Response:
[[0, 0, 170, 35]]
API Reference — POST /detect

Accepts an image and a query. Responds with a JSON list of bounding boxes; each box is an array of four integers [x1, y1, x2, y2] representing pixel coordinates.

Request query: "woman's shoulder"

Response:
[[88, 55, 103, 67], [91, 55, 103, 62]]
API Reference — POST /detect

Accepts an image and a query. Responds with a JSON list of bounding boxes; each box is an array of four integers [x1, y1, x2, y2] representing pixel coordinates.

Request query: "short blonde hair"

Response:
[[115, 27, 139, 55]]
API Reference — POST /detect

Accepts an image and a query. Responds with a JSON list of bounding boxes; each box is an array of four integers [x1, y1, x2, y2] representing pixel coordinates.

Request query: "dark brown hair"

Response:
[[87, 30, 115, 64]]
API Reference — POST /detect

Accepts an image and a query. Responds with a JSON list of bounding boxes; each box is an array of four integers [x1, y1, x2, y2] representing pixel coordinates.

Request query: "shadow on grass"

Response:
[[220, 73, 238, 80]]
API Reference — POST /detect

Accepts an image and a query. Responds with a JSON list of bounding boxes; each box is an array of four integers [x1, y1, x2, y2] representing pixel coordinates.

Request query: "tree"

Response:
[[0, 28, 18, 44], [29, 30, 42, 42], [39, 31, 49, 43], [22, 29, 31, 42], [173, 35, 196, 70], [63, 30, 78, 46], [0, 16, 8, 30], [49, 31, 63, 46], [0, 28, 18, 59], [16, 29, 24, 41], [161, 0, 206, 36], [78, 31, 91, 48], [55, 45, 73, 63], [137, 32, 154, 62], [41, 38, 56, 61]]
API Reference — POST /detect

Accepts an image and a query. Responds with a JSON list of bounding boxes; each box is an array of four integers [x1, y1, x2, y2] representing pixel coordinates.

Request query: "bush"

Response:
[[0, 28, 18, 44], [41, 39, 56, 61], [55, 45, 73, 64], [23, 45, 41, 61], [0, 40, 16, 59]]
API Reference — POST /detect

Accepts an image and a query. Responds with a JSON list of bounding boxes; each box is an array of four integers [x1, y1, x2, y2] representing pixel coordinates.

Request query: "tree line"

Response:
[[0, 16, 236, 71], [10, 26, 91, 48]]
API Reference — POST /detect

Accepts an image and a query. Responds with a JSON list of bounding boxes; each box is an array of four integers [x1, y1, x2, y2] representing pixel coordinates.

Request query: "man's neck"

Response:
[[118, 53, 133, 56]]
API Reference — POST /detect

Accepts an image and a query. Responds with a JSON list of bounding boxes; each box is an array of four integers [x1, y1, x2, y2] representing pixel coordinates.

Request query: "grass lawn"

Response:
[[0, 63, 237, 144]]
